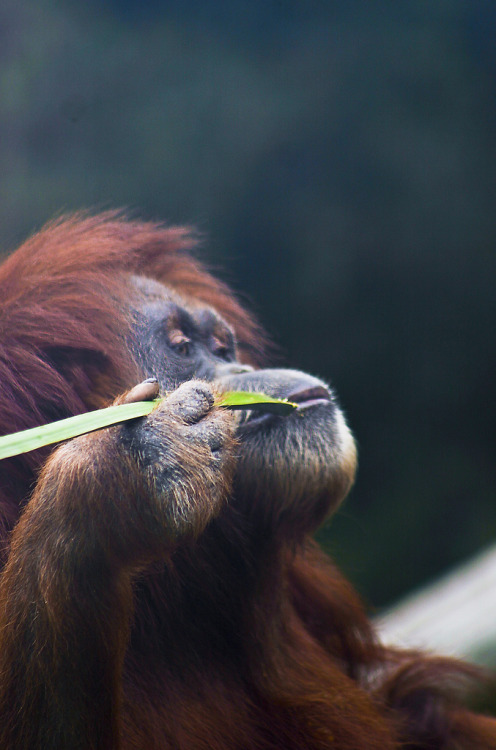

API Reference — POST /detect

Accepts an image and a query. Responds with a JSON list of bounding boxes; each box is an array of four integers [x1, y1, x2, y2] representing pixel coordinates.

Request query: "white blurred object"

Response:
[[376, 545, 496, 666]]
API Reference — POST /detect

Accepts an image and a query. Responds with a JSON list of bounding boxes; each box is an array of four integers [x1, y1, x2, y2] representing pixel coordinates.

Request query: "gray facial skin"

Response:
[[129, 275, 357, 533]]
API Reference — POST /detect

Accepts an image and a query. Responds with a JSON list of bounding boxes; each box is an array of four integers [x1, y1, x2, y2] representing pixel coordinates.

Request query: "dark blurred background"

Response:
[[0, 0, 494, 609]]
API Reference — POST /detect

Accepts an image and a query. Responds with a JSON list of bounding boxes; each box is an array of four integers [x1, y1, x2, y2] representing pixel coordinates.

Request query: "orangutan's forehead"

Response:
[[131, 275, 185, 306], [130, 274, 232, 332]]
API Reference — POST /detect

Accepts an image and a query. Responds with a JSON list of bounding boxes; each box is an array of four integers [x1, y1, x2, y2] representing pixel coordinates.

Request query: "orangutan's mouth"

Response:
[[288, 385, 331, 410]]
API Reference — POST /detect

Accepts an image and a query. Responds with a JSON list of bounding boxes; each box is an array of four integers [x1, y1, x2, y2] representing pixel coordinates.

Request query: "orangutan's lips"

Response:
[[237, 385, 331, 430], [288, 386, 331, 410]]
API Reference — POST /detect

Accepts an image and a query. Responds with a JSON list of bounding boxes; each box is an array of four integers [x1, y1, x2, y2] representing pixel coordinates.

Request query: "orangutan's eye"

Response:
[[169, 330, 191, 357]]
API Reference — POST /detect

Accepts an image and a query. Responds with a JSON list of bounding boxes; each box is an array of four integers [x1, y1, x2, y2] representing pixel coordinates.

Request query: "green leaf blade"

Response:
[[218, 391, 297, 416], [0, 400, 159, 461], [0, 390, 297, 462]]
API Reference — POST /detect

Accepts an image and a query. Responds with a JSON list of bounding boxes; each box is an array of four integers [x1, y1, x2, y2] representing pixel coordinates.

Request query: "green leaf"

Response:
[[218, 391, 297, 415], [0, 391, 296, 461], [0, 400, 161, 461]]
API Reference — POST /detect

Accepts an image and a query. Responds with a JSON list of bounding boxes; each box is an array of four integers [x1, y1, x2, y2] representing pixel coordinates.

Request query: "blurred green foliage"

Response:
[[0, 0, 495, 607]]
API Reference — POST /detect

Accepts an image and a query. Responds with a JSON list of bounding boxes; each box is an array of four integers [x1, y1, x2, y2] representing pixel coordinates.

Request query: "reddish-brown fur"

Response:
[[0, 212, 494, 749]]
